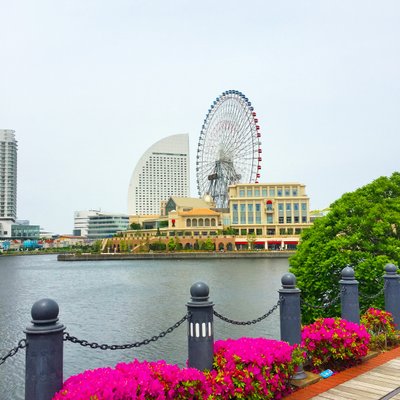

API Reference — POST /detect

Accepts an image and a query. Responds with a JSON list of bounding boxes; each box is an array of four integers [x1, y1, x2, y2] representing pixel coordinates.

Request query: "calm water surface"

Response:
[[0, 254, 289, 399]]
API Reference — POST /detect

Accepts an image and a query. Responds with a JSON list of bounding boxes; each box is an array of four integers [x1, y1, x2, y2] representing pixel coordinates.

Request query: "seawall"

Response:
[[57, 251, 294, 261]]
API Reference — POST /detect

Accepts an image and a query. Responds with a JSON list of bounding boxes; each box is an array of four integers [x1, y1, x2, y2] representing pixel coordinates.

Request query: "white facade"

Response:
[[0, 130, 17, 237], [127, 134, 190, 215], [73, 210, 100, 237]]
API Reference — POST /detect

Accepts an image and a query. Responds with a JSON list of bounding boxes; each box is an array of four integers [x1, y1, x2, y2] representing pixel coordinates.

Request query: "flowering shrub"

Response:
[[361, 308, 400, 351], [301, 317, 370, 372], [53, 359, 211, 400], [206, 337, 305, 399], [53, 338, 304, 399]]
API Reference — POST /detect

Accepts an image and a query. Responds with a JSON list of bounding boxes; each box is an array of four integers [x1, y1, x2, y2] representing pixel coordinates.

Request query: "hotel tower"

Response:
[[127, 134, 190, 216]]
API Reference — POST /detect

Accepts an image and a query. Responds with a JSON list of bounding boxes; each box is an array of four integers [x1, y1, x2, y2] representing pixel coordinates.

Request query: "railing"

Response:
[[0, 263, 399, 400]]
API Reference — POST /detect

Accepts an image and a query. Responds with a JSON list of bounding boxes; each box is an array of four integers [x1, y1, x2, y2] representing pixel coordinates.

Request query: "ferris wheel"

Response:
[[196, 90, 262, 208]]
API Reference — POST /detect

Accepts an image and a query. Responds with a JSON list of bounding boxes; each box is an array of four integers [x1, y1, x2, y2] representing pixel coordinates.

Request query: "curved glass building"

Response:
[[127, 134, 190, 216]]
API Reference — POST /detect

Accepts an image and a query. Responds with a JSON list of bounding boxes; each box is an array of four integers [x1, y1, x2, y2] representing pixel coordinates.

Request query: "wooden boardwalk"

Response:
[[286, 347, 400, 400], [312, 358, 400, 399]]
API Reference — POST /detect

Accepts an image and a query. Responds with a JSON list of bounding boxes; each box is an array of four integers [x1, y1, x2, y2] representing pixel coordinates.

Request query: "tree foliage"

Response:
[[130, 223, 142, 230], [290, 172, 400, 323]]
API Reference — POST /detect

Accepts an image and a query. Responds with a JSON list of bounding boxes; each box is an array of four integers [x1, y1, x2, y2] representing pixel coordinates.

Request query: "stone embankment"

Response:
[[58, 251, 294, 261]]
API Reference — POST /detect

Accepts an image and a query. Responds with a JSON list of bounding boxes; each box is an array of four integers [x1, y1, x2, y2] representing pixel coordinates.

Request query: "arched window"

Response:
[[211, 218, 216, 226], [205, 218, 210, 226], [192, 219, 198, 227], [186, 219, 191, 227], [199, 218, 204, 227]]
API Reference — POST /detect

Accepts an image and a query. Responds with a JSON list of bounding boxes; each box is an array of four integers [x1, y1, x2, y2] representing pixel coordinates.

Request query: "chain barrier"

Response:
[[213, 299, 281, 326], [301, 288, 344, 310], [0, 339, 27, 366], [63, 313, 189, 350], [359, 281, 387, 301]]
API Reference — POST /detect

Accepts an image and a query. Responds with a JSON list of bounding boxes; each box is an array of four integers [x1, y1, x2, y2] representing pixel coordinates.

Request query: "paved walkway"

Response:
[[286, 346, 400, 400]]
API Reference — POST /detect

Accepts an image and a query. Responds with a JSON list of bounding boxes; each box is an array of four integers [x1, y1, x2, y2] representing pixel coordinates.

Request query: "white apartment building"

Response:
[[0, 130, 17, 237], [127, 134, 190, 216]]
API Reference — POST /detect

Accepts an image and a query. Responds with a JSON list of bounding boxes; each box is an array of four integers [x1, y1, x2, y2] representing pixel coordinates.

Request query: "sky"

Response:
[[1, 0, 399, 234]]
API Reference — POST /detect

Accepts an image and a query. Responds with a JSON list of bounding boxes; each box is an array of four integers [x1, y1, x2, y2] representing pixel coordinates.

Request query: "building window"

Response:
[[278, 203, 284, 212], [267, 228, 275, 235], [248, 203, 254, 224], [294, 216, 299, 223], [232, 204, 238, 224], [186, 219, 191, 227], [285, 187, 290, 196], [198, 218, 204, 227], [279, 216, 284, 224], [262, 188, 267, 196], [239, 189, 245, 197], [277, 187, 282, 196], [255, 203, 261, 224], [211, 218, 216, 226], [286, 216, 292, 223], [267, 215, 273, 223], [247, 189, 252, 197], [293, 188, 298, 196], [254, 188, 260, 197], [205, 218, 210, 226]]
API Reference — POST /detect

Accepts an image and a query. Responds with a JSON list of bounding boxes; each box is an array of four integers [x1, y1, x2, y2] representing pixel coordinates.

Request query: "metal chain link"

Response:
[[213, 300, 281, 326], [63, 314, 189, 350], [301, 289, 344, 310], [359, 281, 387, 301], [0, 339, 27, 366]]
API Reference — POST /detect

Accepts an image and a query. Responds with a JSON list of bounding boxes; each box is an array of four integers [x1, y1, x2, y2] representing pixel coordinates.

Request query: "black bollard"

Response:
[[384, 263, 400, 327], [340, 266, 360, 324], [279, 273, 306, 380], [187, 282, 214, 371], [24, 298, 65, 400]]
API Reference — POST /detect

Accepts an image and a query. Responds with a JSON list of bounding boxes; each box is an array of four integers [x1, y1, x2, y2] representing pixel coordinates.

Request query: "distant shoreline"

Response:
[[57, 251, 294, 261]]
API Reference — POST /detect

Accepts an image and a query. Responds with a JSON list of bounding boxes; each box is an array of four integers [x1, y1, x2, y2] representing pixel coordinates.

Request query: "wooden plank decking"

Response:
[[286, 347, 400, 400], [312, 359, 400, 399]]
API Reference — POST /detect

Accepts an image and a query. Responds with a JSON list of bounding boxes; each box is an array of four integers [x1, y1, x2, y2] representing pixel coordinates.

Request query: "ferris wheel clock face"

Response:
[[196, 90, 262, 208]]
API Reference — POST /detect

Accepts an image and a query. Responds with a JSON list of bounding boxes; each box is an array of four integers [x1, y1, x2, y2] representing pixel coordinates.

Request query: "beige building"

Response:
[[121, 182, 312, 251], [227, 182, 312, 249]]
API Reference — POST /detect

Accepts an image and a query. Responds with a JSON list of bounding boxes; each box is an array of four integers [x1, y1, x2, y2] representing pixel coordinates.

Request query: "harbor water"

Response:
[[0, 254, 289, 399]]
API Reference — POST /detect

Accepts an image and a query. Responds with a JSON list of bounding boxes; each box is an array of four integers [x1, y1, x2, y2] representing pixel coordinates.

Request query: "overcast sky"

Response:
[[1, 0, 399, 234]]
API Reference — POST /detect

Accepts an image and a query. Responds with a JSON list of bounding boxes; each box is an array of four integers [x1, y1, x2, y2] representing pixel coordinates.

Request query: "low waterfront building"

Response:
[[112, 182, 313, 252], [87, 212, 129, 239], [227, 182, 312, 249], [73, 210, 101, 237], [11, 221, 40, 239]]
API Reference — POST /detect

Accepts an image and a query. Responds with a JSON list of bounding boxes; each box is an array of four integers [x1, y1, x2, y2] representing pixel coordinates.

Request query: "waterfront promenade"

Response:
[[286, 346, 400, 400], [57, 250, 294, 261]]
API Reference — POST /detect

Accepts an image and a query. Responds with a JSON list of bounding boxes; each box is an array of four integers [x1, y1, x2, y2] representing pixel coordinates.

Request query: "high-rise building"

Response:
[[0, 129, 17, 237], [127, 134, 190, 216]]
